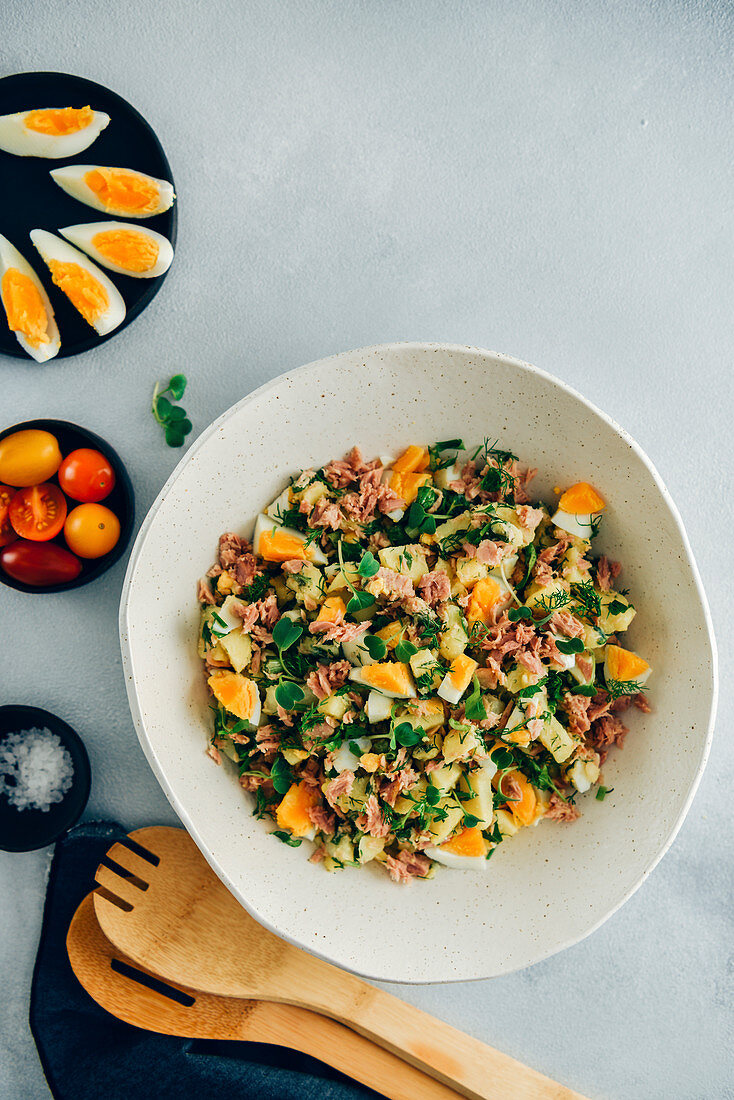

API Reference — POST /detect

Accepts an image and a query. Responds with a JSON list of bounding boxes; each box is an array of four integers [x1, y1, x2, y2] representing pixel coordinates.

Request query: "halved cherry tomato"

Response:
[[0, 540, 82, 586], [9, 483, 67, 541], [0, 429, 62, 487], [58, 448, 116, 503], [64, 503, 120, 558], [0, 485, 14, 547]]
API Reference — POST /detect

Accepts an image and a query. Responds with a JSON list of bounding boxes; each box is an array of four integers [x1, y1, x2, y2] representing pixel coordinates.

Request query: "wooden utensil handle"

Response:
[[306, 977, 585, 1100]]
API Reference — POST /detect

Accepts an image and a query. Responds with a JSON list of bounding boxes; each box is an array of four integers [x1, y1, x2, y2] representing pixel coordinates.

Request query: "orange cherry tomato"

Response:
[[64, 503, 120, 559], [0, 429, 62, 487], [0, 485, 14, 547], [0, 541, 82, 586], [58, 448, 116, 502], [9, 482, 67, 541]]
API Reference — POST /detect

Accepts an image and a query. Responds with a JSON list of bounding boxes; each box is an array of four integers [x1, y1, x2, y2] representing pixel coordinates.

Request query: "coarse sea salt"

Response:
[[0, 727, 74, 812]]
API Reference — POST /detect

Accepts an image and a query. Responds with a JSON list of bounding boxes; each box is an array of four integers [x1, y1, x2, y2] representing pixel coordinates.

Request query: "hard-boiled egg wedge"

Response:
[[207, 670, 262, 727], [30, 230, 126, 336], [552, 481, 605, 539], [437, 653, 478, 705], [0, 106, 109, 158], [604, 644, 651, 687], [50, 164, 175, 218], [349, 662, 416, 699], [424, 826, 489, 869], [366, 689, 393, 723], [0, 235, 59, 362], [59, 222, 173, 279], [252, 513, 327, 565], [465, 575, 512, 627], [331, 736, 371, 773]]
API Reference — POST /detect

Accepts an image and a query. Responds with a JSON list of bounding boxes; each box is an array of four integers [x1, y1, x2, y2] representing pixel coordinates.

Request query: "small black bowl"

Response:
[[0, 418, 134, 594], [0, 705, 91, 852]]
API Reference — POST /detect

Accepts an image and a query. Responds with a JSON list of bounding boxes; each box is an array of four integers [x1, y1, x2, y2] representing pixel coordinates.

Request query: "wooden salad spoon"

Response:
[[67, 894, 462, 1100], [93, 827, 588, 1100]]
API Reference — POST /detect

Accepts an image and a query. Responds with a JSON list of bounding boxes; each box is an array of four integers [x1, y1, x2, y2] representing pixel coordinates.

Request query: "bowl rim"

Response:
[[0, 417, 135, 594], [119, 341, 719, 983]]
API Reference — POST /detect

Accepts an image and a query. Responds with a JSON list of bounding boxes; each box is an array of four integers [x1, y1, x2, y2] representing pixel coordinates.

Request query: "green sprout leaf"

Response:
[[357, 551, 380, 578], [272, 830, 303, 847], [272, 617, 304, 652], [507, 606, 532, 622], [152, 373, 192, 449], [363, 634, 387, 660], [556, 637, 585, 655], [394, 639, 418, 663], [270, 754, 293, 795], [464, 675, 487, 721], [274, 680, 305, 710], [168, 374, 187, 400]]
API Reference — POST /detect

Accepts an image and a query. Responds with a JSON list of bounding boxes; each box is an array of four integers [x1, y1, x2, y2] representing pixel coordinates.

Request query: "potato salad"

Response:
[[197, 441, 651, 883]]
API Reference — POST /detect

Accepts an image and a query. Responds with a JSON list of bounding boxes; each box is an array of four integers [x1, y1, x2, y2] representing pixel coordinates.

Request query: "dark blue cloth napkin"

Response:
[[30, 821, 380, 1100]]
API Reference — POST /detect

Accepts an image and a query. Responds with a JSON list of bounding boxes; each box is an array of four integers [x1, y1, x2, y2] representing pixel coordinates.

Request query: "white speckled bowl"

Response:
[[120, 342, 717, 983]]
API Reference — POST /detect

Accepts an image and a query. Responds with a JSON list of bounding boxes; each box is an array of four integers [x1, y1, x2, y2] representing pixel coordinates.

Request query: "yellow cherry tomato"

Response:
[[64, 503, 120, 559], [0, 429, 62, 487]]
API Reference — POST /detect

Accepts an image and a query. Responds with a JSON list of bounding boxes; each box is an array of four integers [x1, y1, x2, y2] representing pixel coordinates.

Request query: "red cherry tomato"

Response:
[[0, 540, 82, 586], [58, 448, 116, 503], [0, 485, 14, 547], [8, 483, 67, 541]]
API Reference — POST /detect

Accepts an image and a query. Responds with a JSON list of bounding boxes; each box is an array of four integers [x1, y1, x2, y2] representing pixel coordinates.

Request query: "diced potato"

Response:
[[318, 694, 350, 720], [285, 561, 324, 605], [425, 798, 464, 844], [219, 628, 252, 673], [427, 761, 462, 795], [539, 714, 577, 763], [297, 480, 329, 509], [459, 767, 495, 829], [216, 570, 235, 595], [358, 835, 387, 863], [599, 590, 636, 634], [567, 758, 600, 793], [524, 578, 569, 611], [408, 649, 443, 691], [342, 636, 375, 666], [218, 740, 239, 763], [434, 512, 471, 545], [562, 542, 591, 584], [489, 505, 529, 547], [397, 697, 445, 732], [438, 602, 469, 662], [442, 724, 483, 763], [504, 665, 545, 694], [263, 683, 279, 716], [271, 576, 292, 604], [568, 652, 596, 686], [325, 565, 360, 595], [495, 807, 520, 838], [455, 555, 491, 589], [393, 775, 427, 814], [282, 747, 310, 765], [377, 544, 429, 583]]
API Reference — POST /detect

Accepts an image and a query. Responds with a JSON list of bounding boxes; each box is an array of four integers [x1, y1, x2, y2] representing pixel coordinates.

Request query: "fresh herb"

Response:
[[241, 573, 270, 602], [567, 681, 597, 697], [337, 540, 377, 614], [462, 812, 481, 828], [605, 598, 630, 616], [545, 670, 564, 712], [596, 785, 613, 801], [406, 486, 440, 535], [363, 634, 387, 660], [357, 550, 380, 578], [604, 678, 646, 700], [272, 829, 303, 846], [270, 754, 293, 794], [395, 639, 418, 663], [425, 782, 441, 806], [464, 675, 487, 721], [272, 617, 304, 652], [569, 581, 602, 622], [274, 680, 305, 710], [151, 374, 192, 447], [508, 605, 532, 623], [428, 438, 464, 471], [556, 637, 585, 655], [391, 721, 423, 749], [518, 543, 537, 593]]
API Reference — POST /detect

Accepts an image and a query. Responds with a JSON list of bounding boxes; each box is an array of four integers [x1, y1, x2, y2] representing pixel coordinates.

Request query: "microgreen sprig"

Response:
[[337, 542, 377, 614], [152, 374, 192, 447]]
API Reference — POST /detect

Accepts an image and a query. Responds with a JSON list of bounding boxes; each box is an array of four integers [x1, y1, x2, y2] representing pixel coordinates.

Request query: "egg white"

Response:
[[252, 513, 327, 565], [423, 845, 489, 870], [551, 508, 598, 539], [30, 230, 126, 336], [365, 690, 393, 723], [603, 649, 651, 687], [331, 736, 371, 773], [0, 234, 60, 362], [58, 221, 173, 279], [0, 108, 109, 158], [437, 657, 478, 706], [50, 164, 175, 218]]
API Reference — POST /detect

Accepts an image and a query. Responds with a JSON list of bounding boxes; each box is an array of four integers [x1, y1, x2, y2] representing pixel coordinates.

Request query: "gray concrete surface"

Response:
[[1, 1, 732, 1097]]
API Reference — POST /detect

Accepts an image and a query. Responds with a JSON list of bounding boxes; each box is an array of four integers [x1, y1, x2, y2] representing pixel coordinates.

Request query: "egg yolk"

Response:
[[47, 261, 108, 326], [362, 662, 414, 695], [314, 596, 346, 623], [441, 826, 487, 857], [276, 781, 320, 837], [84, 168, 160, 214], [447, 653, 478, 691], [557, 482, 606, 515], [466, 577, 504, 625], [25, 106, 93, 135], [258, 528, 310, 562], [207, 670, 259, 721], [0, 269, 49, 348], [91, 229, 159, 272], [605, 644, 650, 682]]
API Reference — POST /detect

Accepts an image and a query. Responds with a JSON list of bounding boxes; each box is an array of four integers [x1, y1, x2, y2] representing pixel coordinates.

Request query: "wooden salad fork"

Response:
[[93, 827, 588, 1100], [66, 894, 462, 1100]]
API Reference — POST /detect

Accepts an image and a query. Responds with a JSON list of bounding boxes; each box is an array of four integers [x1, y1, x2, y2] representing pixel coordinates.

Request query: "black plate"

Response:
[[0, 70, 177, 360], [0, 419, 135, 593], [0, 705, 91, 852]]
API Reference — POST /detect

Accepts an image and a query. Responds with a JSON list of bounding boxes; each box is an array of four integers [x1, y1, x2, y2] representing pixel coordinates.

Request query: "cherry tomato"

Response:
[[64, 503, 120, 559], [0, 429, 62, 487], [0, 485, 14, 547], [0, 540, 82, 586], [58, 448, 116, 503], [9, 483, 67, 541]]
